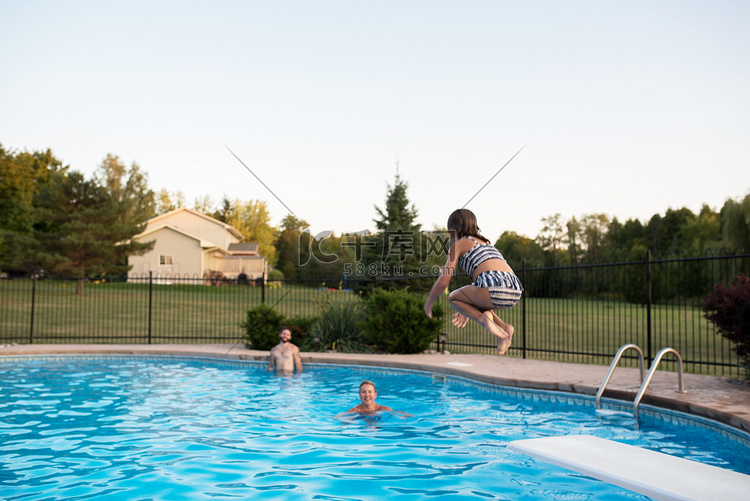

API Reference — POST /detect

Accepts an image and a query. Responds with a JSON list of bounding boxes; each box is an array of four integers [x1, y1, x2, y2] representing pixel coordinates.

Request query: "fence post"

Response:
[[148, 271, 153, 345], [29, 276, 36, 344], [646, 249, 652, 366], [521, 259, 527, 359], [258, 275, 266, 303]]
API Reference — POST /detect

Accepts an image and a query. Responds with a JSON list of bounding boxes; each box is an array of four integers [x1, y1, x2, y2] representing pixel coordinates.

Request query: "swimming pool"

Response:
[[1, 356, 748, 500]]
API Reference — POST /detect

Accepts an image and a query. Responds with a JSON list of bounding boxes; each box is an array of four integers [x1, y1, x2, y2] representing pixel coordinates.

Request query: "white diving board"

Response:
[[507, 435, 750, 501]]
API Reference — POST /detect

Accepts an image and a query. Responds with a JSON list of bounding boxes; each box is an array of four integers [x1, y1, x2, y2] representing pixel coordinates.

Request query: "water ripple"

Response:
[[0, 356, 746, 501]]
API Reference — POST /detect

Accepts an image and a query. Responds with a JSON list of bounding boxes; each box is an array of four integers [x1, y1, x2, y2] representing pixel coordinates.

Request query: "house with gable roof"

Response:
[[128, 208, 267, 282]]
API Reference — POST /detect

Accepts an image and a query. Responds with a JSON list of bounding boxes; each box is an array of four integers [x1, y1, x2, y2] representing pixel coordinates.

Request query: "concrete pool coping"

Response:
[[2, 343, 749, 434]]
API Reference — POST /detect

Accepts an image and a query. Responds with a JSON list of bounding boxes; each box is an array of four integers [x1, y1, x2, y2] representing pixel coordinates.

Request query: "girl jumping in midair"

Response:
[[424, 209, 524, 355]]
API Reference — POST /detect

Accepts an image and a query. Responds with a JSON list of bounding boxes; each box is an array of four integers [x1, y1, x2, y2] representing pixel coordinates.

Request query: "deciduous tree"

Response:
[[537, 213, 565, 259], [154, 189, 185, 215], [227, 199, 277, 266], [275, 215, 310, 279], [95, 154, 156, 228], [0, 144, 67, 273], [721, 193, 750, 252], [495, 231, 545, 268], [680, 205, 723, 252]]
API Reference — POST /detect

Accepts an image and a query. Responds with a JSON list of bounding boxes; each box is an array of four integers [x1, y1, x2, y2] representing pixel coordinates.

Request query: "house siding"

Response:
[[128, 208, 266, 283], [130, 227, 203, 278], [147, 211, 240, 249]]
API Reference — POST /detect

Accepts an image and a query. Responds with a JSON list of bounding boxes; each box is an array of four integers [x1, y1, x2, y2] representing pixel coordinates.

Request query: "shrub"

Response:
[[203, 270, 228, 286], [267, 268, 284, 281], [360, 288, 444, 354], [241, 304, 285, 350], [703, 274, 750, 376], [303, 301, 367, 353], [285, 314, 317, 346]]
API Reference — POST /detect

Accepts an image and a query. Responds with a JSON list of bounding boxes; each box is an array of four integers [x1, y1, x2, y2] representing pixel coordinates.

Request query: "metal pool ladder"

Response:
[[596, 344, 687, 424]]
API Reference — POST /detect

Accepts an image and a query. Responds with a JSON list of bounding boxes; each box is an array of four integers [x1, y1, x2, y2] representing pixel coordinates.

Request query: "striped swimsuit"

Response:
[[457, 237, 524, 309]]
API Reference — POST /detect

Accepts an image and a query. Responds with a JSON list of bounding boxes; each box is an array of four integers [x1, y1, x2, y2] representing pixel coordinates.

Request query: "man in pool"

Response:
[[267, 327, 302, 374]]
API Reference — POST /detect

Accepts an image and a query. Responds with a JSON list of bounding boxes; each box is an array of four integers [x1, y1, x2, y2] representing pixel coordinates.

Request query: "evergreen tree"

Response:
[[362, 174, 424, 281], [212, 196, 234, 223], [373, 173, 419, 232], [34, 170, 154, 294]]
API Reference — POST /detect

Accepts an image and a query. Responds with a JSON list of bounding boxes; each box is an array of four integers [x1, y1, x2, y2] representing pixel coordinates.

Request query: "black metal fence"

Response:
[[1, 249, 748, 376]]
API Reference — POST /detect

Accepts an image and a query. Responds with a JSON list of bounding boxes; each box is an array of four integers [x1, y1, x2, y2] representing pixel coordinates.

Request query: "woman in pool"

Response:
[[343, 381, 413, 420], [347, 380, 393, 415], [424, 209, 524, 355]]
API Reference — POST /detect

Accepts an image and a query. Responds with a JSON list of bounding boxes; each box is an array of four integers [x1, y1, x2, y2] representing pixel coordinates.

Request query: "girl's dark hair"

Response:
[[447, 209, 489, 243]]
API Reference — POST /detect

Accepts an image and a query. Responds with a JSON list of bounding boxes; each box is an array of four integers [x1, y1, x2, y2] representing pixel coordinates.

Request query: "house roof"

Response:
[[228, 242, 259, 254], [146, 207, 244, 240], [134, 224, 221, 250]]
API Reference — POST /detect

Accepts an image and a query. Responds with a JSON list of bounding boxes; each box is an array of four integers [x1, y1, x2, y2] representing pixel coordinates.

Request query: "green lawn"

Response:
[[0, 279, 739, 376], [435, 296, 736, 376]]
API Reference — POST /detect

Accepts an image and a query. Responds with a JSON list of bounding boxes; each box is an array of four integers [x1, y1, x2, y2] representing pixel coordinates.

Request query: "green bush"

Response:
[[703, 274, 750, 377], [241, 304, 285, 350], [360, 288, 444, 354], [241, 306, 316, 350], [302, 301, 367, 353], [267, 268, 284, 281], [285, 314, 317, 345]]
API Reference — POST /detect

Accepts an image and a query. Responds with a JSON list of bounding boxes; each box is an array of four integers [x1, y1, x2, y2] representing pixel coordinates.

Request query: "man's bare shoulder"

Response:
[[271, 342, 300, 354]]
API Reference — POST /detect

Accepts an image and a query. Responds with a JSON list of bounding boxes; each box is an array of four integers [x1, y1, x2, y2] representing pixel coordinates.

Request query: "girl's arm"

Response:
[[424, 242, 460, 317]]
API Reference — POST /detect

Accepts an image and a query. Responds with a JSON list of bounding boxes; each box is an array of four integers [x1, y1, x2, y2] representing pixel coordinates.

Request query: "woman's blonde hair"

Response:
[[359, 380, 376, 392], [447, 209, 489, 243]]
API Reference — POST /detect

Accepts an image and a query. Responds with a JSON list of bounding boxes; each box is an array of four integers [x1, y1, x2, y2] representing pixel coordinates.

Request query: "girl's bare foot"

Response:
[[497, 335, 512, 356], [487, 311, 514, 338], [481, 311, 508, 339], [484, 311, 513, 355]]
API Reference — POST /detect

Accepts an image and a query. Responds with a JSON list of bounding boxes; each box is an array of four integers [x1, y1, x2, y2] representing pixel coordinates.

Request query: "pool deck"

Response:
[[2, 343, 749, 434]]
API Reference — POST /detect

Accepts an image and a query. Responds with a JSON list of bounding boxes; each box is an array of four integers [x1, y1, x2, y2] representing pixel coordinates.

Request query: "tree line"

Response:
[[496, 197, 750, 269], [2, 142, 749, 287]]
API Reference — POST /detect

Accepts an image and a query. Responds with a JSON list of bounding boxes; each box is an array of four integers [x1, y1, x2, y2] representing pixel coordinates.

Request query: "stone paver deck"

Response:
[[2, 343, 749, 434]]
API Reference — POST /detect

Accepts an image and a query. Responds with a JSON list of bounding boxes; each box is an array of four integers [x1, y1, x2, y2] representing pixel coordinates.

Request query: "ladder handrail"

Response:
[[633, 347, 687, 423], [595, 344, 645, 410]]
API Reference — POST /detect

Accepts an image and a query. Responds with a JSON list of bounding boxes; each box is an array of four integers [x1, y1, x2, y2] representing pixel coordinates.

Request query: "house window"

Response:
[[159, 255, 173, 266]]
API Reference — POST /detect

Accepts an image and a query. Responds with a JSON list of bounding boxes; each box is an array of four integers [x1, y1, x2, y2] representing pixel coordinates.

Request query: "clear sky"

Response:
[[2, 0, 748, 242]]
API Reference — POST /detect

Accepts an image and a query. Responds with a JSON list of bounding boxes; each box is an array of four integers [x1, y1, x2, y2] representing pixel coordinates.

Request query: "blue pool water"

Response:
[[0, 356, 748, 500]]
